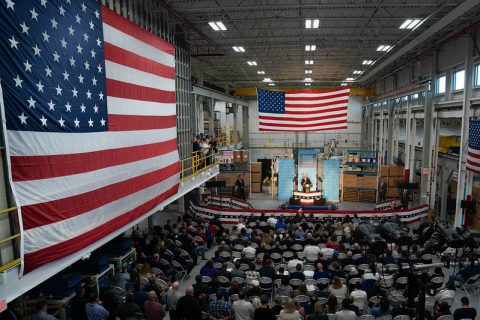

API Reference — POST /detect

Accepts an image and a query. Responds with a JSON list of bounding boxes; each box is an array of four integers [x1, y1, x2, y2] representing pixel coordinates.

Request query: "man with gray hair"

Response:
[[166, 282, 180, 320]]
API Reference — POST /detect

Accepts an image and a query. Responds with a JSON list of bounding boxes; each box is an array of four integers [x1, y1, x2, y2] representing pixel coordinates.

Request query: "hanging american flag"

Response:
[[257, 88, 350, 131], [0, 0, 179, 272], [467, 120, 480, 174]]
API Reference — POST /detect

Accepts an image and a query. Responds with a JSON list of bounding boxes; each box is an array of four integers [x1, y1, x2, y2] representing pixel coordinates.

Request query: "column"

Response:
[[440, 166, 451, 219], [387, 100, 395, 164], [409, 118, 416, 183], [372, 115, 377, 151], [233, 103, 238, 149], [404, 98, 412, 181], [454, 37, 474, 227], [379, 109, 384, 162], [242, 103, 249, 149], [208, 97, 214, 138], [429, 117, 439, 209], [178, 196, 185, 213]]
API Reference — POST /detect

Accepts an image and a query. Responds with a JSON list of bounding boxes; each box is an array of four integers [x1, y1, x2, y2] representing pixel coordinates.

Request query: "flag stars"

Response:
[[52, 51, 60, 62], [65, 102, 72, 112], [42, 30, 50, 42], [92, 77, 97, 86], [97, 64, 102, 74], [59, 5, 65, 16], [74, 117, 80, 127], [94, 9, 99, 18], [86, 90, 92, 99], [27, 96, 36, 108], [60, 38, 67, 48], [80, 103, 86, 113], [93, 104, 98, 113], [89, 21, 94, 30], [62, 71, 70, 81], [35, 80, 44, 93], [98, 92, 104, 100], [32, 44, 41, 56], [58, 117, 65, 128], [68, 25, 75, 36], [30, 8, 38, 21], [13, 75, 23, 88], [48, 100, 55, 111], [100, 118, 106, 126], [51, 18, 58, 29], [81, 2, 87, 12], [90, 49, 96, 58], [78, 74, 84, 84], [55, 85, 62, 95], [71, 87, 78, 97], [83, 33, 89, 42], [84, 61, 90, 70], [69, 56, 76, 66], [75, 14, 81, 24], [24, 60, 32, 72], [40, 115, 48, 126], [18, 113, 28, 125], [96, 37, 101, 47], [88, 118, 94, 127], [8, 35, 19, 49], [45, 66, 52, 77], [76, 44, 83, 54], [20, 22, 29, 34], [5, 0, 15, 10], [40, 0, 47, 8]]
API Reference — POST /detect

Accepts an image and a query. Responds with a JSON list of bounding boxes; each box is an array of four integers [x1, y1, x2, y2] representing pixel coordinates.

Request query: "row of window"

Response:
[[435, 64, 480, 94]]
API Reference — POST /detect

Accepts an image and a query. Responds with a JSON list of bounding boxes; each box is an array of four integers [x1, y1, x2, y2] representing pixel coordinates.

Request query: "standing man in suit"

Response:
[[235, 174, 246, 200], [301, 174, 312, 192]]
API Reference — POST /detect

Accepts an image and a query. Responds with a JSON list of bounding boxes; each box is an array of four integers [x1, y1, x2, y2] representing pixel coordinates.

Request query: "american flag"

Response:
[[467, 120, 480, 174], [0, 0, 179, 272], [257, 88, 350, 132]]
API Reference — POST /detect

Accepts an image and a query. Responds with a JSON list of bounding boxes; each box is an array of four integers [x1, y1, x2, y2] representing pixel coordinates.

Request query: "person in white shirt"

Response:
[[303, 240, 321, 261], [350, 282, 368, 312], [232, 291, 254, 320], [335, 300, 358, 320], [287, 253, 303, 271], [237, 218, 246, 231], [267, 215, 277, 227], [242, 241, 256, 255], [329, 276, 347, 298]]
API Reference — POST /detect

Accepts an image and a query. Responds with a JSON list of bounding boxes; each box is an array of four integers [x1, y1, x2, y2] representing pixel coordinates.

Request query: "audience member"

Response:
[[115, 293, 141, 320], [278, 299, 302, 320], [334, 300, 358, 320], [209, 290, 231, 320], [143, 291, 165, 320], [85, 293, 109, 320], [254, 295, 275, 320], [31, 301, 57, 320], [453, 297, 477, 320], [232, 291, 255, 320], [70, 285, 88, 320], [176, 286, 202, 320]]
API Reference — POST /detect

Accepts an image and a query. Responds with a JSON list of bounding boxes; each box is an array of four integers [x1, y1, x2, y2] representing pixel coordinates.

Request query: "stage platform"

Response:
[[286, 205, 331, 210]]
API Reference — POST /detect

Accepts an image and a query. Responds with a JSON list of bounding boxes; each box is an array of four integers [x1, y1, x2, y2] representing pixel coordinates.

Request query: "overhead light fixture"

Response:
[[399, 18, 422, 30], [247, 61, 257, 66], [341, 83, 348, 86], [304, 77, 312, 82], [305, 45, 316, 51], [305, 70, 312, 74], [257, 71, 265, 75], [305, 83, 311, 86], [376, 45, 392, 52], [345, 77, 354, 81], [362, 60, 374, 65], [305, 60, 314, 65], [208, 21, 227, 31], [305, 19, 319, 29], [269, 83, 275, 86], [353, 71, 363, 74], [232, 46, 245, 52], [263, 78, 272, 82]]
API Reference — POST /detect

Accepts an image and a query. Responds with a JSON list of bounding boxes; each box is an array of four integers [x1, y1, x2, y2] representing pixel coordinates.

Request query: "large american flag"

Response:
[[0, 0, 179, 272], [257, 88, 350, 132], [467, 120, 480, 174]]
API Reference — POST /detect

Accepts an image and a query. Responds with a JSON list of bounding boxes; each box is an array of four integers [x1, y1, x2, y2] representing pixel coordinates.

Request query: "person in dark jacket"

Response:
[[177, 286, 202, 320], [70, 286, 88, 320]]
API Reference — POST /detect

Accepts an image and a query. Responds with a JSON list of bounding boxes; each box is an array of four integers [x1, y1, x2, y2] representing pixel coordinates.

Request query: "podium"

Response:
[[292, 190, 325, 205]]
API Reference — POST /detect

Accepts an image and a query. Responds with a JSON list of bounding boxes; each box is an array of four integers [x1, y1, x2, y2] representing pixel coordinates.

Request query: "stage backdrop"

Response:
[[323, 159, 340, 201], [277, 159, 295, 200], [297, 149, 318, 191]]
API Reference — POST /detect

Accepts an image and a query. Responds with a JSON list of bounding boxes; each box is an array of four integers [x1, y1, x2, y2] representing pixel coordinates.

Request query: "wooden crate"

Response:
[[359, 190, 376, 203], [343, 174, 358, 187], [250, 162, 262, 173], [343, 189, 359, 202], [380, 165, 390, 177], [251, 183, 261, 193], [389, 165, 404, 177], [362, 176, 378, 189], [387, 188, 401, 198], [388, 177, 404, 187]]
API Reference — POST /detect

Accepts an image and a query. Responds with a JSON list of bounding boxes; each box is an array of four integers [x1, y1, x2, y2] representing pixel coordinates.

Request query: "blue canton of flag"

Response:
[[258, 89, 285, 114], [0, 0, 108, 132]]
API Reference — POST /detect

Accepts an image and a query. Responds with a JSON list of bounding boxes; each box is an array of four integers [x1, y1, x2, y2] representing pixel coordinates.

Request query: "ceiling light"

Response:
[[305, 83, 311, 86], [232, 46, 245, 52], [305, 70, 312, 74], [247, 61, 257, 66], [341, 83, 348, 86], [257, 71, 265, 75], [208, 21, 227, 31], [376, 45, 392, 52], [269, 83, 275, 86], [305, 60, 314, 65], [263, 78, 272, 82], [305, 45, 316, 51], [345, 77, 354, 81], [304, 77, 312, 82], [353, 71, 363, 74], [305, 19, 319, 29], [399, 18, 422, 30], [362, 60, 374, 65]]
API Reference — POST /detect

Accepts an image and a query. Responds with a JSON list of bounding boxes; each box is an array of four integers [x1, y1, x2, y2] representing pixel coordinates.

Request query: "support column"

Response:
[[387, 100, 395, 164], [295, 132, 299, 147], [440, 166, 452, 219], [405, 98, 412, 181], [208, 98, 215, 138], [429, 117, 439, 209], [367, 105, 374, 150], [379, 110, 384, 163], [373, 115, 377, 151], [455, 37, 474, 227], [304, 133, 308, 148], [178, 196, 185, 213], [242, 104, 249, 149], [409, 119, 416, 183], [233, 103, 238, 149]]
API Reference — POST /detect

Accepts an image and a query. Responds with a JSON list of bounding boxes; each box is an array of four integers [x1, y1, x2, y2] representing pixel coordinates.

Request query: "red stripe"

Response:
[[104, 43, 175, 79], [21, 162, 180, 230], [24, 184, 178, 272], [286, 100, 349, 109], [468, 150, 480, 159], [259, 119, 347, 128], [11, 139, 178, 181], [284, 107, 348, 115], [286, 93, 350, 101], [259, 126, 348, 132], [466, 161, 480, 174], [106, 79, 176, 103], [101, 6, 174, 55], [108, 114, 176, 131], [285, 88, 350, 95], [260, 109, 348, 120]]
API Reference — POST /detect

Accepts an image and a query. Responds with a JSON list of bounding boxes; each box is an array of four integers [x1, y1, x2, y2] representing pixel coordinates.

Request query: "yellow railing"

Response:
[[180, 151, 219, 182], [0, 206, 21, 272]]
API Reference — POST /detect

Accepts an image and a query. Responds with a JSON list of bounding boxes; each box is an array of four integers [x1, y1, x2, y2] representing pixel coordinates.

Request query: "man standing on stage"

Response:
[[301, 174, 312, 192], [235, 174, 246, 200], [378, 178, 387, 201]]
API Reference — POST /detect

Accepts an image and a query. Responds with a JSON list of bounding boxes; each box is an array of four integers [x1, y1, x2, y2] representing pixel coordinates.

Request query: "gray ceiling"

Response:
[[162, 0, 480, 89]]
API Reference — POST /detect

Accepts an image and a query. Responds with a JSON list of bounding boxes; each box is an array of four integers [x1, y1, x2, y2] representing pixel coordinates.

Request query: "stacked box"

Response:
[[363, 176, 378, 189], [387, 188, 401, 198], [380, 165, 390, 177], [251, 183, 261, 193], [242, 150, 249, 162], [389, 165, 404, 177], [343, 189, 359, 202], [250, 162, 262, 173], [388, 177, 404, 187], [343, 175, 358, 187], [359, 190, 376, 203]]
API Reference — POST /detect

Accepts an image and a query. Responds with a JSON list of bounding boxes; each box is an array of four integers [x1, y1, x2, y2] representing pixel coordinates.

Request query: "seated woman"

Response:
[[200, 260, 218, 279], [329, 276, 347, 298]]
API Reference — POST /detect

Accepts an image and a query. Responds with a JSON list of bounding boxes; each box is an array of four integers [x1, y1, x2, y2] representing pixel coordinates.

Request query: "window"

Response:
[[474, 64, 480, 87], [452, 69, 465, 91], [402, 96, 408, 101], [411, 93, 419, 100], [436, 75, 446, 94]]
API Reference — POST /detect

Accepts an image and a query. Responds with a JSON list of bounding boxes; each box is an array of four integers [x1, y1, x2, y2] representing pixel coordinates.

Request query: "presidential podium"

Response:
[[290, 190, 325, 206]]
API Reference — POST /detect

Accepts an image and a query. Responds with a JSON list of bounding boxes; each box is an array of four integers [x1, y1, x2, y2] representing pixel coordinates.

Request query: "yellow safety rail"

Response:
[[180, 151, 219, 182], [0, 206, 21, 272]]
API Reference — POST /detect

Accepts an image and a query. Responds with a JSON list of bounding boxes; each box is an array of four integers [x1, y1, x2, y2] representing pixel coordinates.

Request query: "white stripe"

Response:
[[285, 96, 349, 105], [105, 60, 175, 92], [23, 174, 179, 253], [259, 123, 347, 131], [468, 147, 480, 157], [14, 150, 179, 206], [103, 23, 174, 67], [107, 97, 176, 117], [259, 109, 347, 119], [285, 89, 350, 98], [285, 103, 348, 112], [7, 127, 177, 156], [260, 116, 347, 126]]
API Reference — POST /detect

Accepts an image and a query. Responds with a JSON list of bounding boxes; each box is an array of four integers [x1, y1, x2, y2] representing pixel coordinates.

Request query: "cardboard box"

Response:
[[250, 162, 262, 173], [362, 176, 378, 189], [343, 189, 359, 202], [380, 165, 390, 177], [242, 150, 249, 161], [233, 150, 242, 162], [343, 174, 358, 187], [359, 190, 376, 203], [389, 165, 404, 177], [387, 188, 401, 198], [389, 177, 403, 187], [251, 172, 262, 183], [251, 183, 261, 193]]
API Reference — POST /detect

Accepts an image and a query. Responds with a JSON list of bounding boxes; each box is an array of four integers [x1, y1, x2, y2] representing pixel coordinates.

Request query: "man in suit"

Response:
[[301, 174, 312, 192], [235, 174, 245, 200]]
